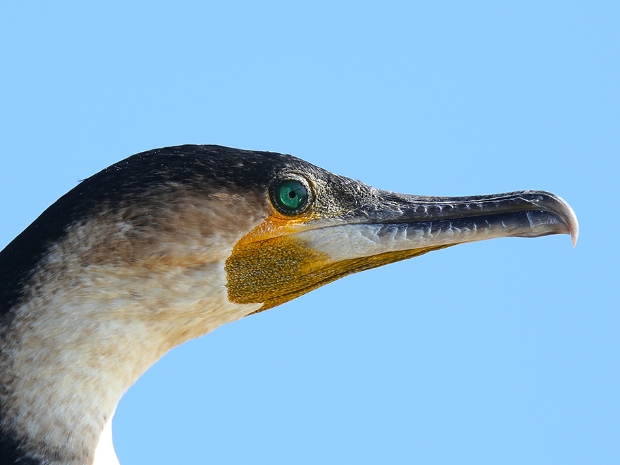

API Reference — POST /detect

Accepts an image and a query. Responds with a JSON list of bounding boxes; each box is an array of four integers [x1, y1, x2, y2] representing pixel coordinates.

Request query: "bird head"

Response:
[[1, 144, 579, 329], [0, 144, 578, 465], [6, 144, 576, 316]]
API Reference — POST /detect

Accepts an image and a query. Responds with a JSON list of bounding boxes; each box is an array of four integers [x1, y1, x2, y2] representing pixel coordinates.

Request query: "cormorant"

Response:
[[0, 145, 578, 465]]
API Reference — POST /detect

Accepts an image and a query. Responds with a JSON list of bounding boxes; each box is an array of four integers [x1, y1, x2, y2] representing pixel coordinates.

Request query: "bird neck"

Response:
[[0, 256, 260, 465], [0, 177, 268, 464]]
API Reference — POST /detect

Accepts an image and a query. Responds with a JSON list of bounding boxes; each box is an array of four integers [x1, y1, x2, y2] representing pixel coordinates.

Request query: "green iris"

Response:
[[273, 179, 308, 213]]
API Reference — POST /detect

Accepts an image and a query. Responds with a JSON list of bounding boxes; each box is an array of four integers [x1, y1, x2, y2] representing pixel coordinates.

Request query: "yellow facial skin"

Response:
[[225, 208, 332, 311], [225, 212, 453, 311], [227, 238, 451, 312]]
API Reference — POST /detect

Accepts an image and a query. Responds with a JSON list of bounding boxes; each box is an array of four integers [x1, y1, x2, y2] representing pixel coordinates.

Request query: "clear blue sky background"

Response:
[[1, 2, 618, 464]]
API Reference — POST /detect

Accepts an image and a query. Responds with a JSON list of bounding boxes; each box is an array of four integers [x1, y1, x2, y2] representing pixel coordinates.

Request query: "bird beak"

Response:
[[227, 189, 578, 311], [296, 189, 579, 260]]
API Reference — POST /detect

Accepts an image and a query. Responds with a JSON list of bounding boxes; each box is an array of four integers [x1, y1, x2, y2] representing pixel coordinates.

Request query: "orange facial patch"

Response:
[[225, 212, 329, 310], [226, 213, 455, 312]]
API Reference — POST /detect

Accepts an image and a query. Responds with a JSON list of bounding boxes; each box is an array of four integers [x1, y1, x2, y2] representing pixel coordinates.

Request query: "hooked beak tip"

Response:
[[558, 196, 579, 248]]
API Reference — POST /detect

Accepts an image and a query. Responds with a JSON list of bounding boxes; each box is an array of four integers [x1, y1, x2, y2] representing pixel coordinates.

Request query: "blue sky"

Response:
[[1, 1, 618, 464]]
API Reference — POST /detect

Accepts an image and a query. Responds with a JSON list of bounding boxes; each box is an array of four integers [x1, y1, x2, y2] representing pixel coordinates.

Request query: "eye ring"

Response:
[[270, 174, 313, 215]]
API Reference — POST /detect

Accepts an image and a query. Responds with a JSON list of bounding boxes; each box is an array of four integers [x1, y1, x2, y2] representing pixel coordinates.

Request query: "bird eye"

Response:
[[271, 178, 310, 215]]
